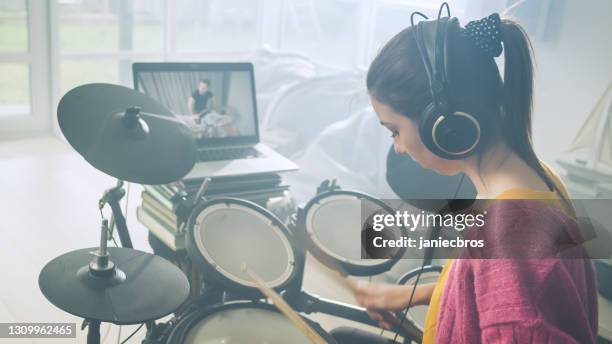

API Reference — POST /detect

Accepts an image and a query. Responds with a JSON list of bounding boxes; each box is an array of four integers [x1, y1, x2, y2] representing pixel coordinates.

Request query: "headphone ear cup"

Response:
[[434, 111, 481, 159], [420, 109, 481, 160]]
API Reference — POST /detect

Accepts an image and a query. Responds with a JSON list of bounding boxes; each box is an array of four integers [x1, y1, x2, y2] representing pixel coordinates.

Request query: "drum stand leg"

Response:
[[100, 182, 156, 335], [86, 320, 100, 344]]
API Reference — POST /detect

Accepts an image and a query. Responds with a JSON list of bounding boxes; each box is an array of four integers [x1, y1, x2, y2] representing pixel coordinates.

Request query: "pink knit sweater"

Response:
[[436, 200, 598, 343]]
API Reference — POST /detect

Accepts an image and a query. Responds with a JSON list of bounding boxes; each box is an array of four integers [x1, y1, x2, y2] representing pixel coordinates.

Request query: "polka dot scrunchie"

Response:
[[463, 13, 503, 58]]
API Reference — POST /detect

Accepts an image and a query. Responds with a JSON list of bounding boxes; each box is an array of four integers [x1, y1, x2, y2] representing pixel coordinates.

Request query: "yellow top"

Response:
[[421, 256, 454, 344], [421, 165, 572, 344]]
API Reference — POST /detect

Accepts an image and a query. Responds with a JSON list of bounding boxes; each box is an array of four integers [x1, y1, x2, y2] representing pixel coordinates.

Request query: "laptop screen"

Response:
[[133, 63, 259, 146]]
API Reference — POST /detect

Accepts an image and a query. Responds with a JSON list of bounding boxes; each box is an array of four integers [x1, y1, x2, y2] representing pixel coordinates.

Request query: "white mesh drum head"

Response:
[[306, 194, 403, 267], [184, 308, 319, 344], [192, 202, 295, 289]]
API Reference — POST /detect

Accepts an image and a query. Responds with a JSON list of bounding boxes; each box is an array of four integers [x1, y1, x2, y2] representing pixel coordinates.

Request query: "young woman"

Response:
[[331, 10, 598, 344]]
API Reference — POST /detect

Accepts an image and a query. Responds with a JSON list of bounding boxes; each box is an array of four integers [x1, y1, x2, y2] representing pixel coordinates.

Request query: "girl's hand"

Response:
[[355, 283, 413, 311], [355, 282, 436, 329]]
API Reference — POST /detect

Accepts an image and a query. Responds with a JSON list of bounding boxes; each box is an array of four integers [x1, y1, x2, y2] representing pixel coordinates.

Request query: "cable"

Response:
[[390, 173, 466, 344], [438, 2, 450, 18], [120, 324, 144, 344], [378, 269, 386, 336], [110, 234, 119, 247], [109, 181, 130, 248], [410, 11, 428, 27], [99, 207, 119, 247], [124, 182, 131, 227], [112, 181, 130, 248], [391, 265, 423, 343]]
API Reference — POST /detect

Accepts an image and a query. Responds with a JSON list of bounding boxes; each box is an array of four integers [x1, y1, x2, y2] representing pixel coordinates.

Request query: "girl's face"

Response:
[[371, 96, 464, 176]]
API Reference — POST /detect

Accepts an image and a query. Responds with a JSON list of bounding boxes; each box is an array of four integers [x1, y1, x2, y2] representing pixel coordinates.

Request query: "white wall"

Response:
[[527, 0, 611, 165]]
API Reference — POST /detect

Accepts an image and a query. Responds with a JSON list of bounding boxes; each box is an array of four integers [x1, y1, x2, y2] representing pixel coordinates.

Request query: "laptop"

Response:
[[132, 62, 298, 180]]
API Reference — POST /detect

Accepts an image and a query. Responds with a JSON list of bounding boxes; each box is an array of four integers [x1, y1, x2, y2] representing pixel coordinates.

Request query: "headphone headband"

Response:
[[415, 17, 453, 112], [410, 3, 482, 160]]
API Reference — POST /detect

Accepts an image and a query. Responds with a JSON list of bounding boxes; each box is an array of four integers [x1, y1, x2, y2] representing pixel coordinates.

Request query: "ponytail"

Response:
[[500, 19, 534, 142], [500, 19, 571, 206]]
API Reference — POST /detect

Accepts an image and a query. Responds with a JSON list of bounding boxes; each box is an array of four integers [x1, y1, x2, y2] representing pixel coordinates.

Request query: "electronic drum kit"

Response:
[[39, 83, 461, 344]]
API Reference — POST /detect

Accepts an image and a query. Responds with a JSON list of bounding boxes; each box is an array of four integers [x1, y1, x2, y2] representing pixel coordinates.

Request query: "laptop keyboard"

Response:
[[198, 147, 260, 162]]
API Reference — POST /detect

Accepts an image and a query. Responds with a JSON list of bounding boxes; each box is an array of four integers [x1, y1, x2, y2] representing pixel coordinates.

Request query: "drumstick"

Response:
[[241, 264, 327, 344], [318, 263, 423, 342]]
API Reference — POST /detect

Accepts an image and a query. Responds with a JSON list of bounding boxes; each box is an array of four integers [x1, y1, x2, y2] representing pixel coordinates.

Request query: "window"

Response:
[[0, 0, 30, 117], [56, 0, 264, 96], [57, 0, 166, 95], [0, 0, 50, 139], [173, 0, 261, 53], [279, 0, 362, 68], [276, 0, 469, 68]]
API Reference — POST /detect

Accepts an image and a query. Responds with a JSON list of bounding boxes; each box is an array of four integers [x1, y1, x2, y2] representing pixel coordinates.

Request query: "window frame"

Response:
[[0, 0, 52, 139]]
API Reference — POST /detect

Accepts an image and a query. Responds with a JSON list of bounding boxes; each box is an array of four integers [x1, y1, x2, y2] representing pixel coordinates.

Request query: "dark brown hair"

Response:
[[367, 17, 566, 199]]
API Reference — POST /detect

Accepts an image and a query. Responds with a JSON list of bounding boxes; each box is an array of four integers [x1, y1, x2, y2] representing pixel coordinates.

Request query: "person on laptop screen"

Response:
[[186, 79, 239, 138], [188, 79, 215, 119]]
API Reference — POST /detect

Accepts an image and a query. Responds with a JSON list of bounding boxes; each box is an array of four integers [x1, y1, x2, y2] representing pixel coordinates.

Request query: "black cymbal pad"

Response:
[[58, 83, 196, 184], [39, 247, 189, 324]]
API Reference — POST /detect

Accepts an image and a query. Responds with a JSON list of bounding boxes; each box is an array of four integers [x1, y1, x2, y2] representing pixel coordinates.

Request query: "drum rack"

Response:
[[143, 179, 430, 343]]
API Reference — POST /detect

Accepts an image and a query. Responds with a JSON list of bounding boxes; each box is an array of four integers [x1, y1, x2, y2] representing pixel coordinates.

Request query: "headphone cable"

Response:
[[390, 173, 465, 344]]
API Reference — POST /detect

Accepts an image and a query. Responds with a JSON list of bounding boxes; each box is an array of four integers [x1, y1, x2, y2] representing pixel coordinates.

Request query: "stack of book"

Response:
[[137, 173, 290, 251]]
